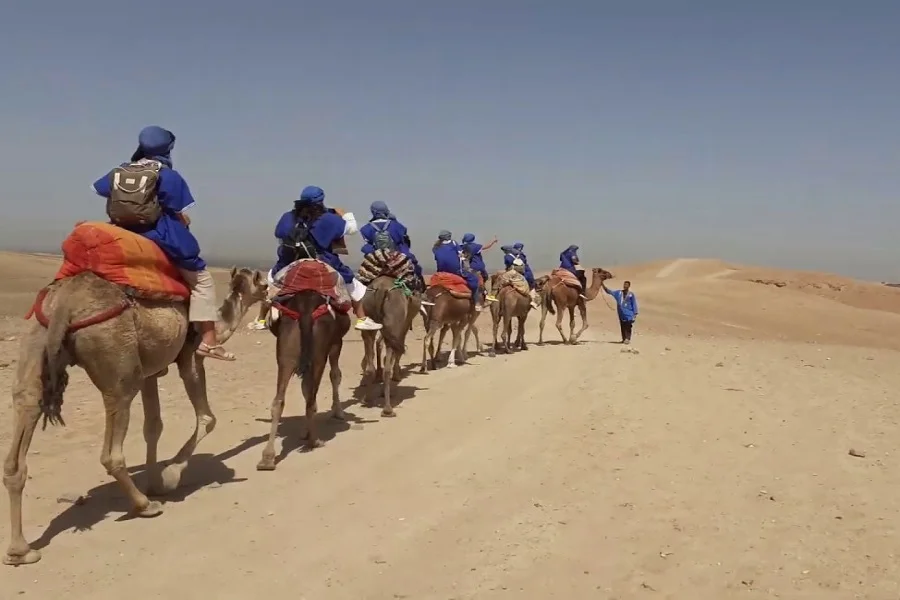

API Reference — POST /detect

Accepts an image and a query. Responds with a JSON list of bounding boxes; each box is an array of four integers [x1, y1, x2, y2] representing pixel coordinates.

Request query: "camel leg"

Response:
[[490, 308, 501, 357], [375, 334, 384, 380], [574, 301, 589, 341], [158, 354, 216, 491], [329, 336, 346, 421], [502, 310, 512, 354], [555, 302, 568, 343], [100, 389, 163, 518], [567, 306, 577, 344], [420, 321, 440, 373], [381, 348, 398, 417], [538, 300, 549, 345], [3, 355, 44, 566], [518, 314, 528, 350], [360, 331, 378, 407], [257, 347, 297, 471], [447, 323, 462, 368], [141, 376, 166, 496], [436, 324, 449, 367], [300, 333, 331, 449]]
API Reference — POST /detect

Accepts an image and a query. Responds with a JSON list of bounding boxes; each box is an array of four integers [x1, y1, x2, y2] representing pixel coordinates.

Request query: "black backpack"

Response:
[[281, 214, 318, 261]]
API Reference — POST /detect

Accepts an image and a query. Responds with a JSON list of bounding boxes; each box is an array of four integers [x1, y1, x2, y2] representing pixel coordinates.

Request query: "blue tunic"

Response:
[[92, 167, 206, 271], [433, 241, 479, 298], [273, 210, 354, 284], [559, 248, 579, 275], [606, 288, 638, 321], [359, 218, 423, 278], [462, 242, 489, 281]]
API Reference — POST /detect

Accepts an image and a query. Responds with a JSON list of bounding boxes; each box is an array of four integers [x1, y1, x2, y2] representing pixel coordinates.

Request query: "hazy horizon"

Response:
[[2, 2, 898, 279]]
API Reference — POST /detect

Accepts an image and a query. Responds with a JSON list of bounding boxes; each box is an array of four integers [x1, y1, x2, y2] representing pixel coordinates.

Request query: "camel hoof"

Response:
[[256, 458, 276, 471], [158, 464, 183, 493], [331, 410, 347, 421], [305, 439, 325, 450], [447, 362, 458, 369], [136, 500, 164, 518], [3, 548, 41, 566], [381, 408, 396, 418], [487, 350, 495, 357]]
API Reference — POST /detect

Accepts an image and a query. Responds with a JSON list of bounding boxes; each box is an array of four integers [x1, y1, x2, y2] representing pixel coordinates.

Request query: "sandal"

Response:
[[197, 342, 236, 361]]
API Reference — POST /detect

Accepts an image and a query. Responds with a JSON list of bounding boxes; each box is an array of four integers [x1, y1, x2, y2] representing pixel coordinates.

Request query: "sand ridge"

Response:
[[1, 253, 899, 599]]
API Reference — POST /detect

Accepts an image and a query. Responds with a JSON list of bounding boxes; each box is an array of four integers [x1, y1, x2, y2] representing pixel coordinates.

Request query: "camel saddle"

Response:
[[495, 270, 530, 297], [54, 221, 190, 301], [551, 268, 582, 290], [428, 272, 471, 299], [272, 259, 352, 314], [357, 249, 416, 289]]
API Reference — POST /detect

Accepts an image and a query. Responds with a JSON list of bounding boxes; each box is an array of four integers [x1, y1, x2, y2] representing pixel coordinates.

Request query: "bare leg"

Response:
[[3, 362, 44, 566], [159, 354, 216, 490], [141, 377, 165, 496], [100, 390, 162, 518], [329, 337, 346, 421], [257, 342, 298, 471]]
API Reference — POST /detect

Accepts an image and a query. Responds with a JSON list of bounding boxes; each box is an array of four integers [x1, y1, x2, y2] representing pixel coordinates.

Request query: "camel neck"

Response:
[[214, 291, 253, 344]]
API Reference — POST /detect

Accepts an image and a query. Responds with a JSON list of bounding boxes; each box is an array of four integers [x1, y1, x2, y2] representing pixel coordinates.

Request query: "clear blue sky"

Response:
[[1, 1, 898, 277]]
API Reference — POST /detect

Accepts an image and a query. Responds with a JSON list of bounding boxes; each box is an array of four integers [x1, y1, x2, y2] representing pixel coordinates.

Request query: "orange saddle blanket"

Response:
[[551, 268, 582, 289], [428, 272, 471, 298], [55, 222, 190, 300]]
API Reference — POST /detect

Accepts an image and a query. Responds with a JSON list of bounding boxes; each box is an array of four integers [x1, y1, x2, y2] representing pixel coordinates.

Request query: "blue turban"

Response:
[[387, 212, 396, 220], [438, 230, 452, 241], [569, 244, 579, 251], [461, 233, 475, 243], [513, 242, 524, 250], [500, 245, 513, 253], [370, 201, 390, 219], [131, 126, 175, 166], [298, 185, 325, 204]]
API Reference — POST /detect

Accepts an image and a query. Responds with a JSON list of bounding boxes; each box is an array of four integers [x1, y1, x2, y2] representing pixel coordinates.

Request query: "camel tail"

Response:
[[544, 289, 556, 315], [39, 292, 73, 428], [296, 306, 316, 379]]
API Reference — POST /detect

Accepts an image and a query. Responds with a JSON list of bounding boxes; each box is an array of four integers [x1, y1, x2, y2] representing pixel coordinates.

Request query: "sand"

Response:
[[1, 253, 899, 599]]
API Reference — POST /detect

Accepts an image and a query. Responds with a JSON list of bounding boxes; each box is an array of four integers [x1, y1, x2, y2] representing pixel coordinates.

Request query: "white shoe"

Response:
[[474, 305, 484, 312], [247, 319, 267, 330], [354, 317, 383, 331], [530, 302, 539, 310], [578, 294, 587, 300], [420, 300, 435, 306]]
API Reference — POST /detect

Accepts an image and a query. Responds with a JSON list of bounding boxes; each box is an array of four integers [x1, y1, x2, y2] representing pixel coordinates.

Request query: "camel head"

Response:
[[229, 267, 269, 304], [591, 267, 614, 282]]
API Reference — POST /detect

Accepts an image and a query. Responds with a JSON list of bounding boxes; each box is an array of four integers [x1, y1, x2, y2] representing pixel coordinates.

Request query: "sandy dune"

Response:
[[2, 254, 900, 599]]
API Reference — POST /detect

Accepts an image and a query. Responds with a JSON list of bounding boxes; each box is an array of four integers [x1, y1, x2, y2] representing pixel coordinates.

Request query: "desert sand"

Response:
[[2, 252, 900, 599]]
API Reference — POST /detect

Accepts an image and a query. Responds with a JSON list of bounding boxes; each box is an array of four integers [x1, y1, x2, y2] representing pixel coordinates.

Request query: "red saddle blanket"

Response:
[[428, 272, 471, 298], [274, 259, 352, 314], [55, 221, 189, 300], [551, 268, 582, 290]]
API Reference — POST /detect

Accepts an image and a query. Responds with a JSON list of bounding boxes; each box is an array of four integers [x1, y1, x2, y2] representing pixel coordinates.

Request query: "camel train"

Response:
[[2, 235, 612, 566]]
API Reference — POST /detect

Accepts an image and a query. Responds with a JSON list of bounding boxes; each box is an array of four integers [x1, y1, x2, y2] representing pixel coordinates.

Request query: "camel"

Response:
[[3, 267, 268, 566], [426, 309, 484, 368], [359, 276, 421, 417], [420, 285, 477, 373], [257, 289, 351, 470], [489, 284, 532, 355], [538, 267, 614, 345]]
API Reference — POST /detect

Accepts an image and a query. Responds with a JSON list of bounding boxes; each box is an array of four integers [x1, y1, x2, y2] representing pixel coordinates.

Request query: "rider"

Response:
[[359, 201, 426, 289], [273, 185, 382, 331], [91, 125, 236, 361], [511, 242, 539, 309], [460, 233, 499, 303], [432, 230, 483, 311], [559, 244, 588, 299]]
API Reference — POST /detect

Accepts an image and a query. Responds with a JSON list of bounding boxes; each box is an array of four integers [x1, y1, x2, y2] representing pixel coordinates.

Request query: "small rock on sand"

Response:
[[848, 448, 866, 458]]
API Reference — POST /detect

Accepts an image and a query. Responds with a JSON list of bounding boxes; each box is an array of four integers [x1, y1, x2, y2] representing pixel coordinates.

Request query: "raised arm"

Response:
[[481, 237, 499, 251]]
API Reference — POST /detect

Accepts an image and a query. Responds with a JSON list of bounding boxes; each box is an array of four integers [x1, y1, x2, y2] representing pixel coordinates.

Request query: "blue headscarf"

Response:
[[297, 185, 325, 205], [130, 126, 175, 168], [513, 242, 524, 251], [387, 212, 396, 220], [461, 233, 475, 243], [370, 201, 390, 219], [500, 245, 513, 254], [438, 230, 452, 241], [568, 244, 579, 252]]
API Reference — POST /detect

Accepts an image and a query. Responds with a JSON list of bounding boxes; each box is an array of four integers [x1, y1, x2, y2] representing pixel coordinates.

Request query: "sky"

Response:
[[1, 1, 898, 278]]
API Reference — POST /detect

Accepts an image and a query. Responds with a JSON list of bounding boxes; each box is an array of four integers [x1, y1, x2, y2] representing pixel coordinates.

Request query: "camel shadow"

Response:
[[537, 339, 599, 347], [31, 452, 244, 552], [352, 363, 427, 410], [249, 407, 375, 465]]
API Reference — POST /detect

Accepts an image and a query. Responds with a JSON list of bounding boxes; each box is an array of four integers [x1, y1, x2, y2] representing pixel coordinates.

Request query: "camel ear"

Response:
[[253, 270, 263, 286], [230, 266, 237, 280]]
